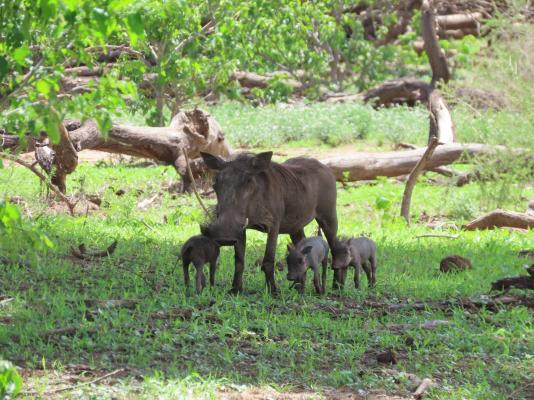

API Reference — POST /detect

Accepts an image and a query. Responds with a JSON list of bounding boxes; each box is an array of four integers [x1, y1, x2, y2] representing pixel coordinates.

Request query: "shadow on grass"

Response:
[[0, 218, 531, 395]]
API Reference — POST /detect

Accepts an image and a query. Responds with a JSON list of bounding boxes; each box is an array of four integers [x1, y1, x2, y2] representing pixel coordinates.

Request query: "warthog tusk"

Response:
[[244, 218, 249, 228]]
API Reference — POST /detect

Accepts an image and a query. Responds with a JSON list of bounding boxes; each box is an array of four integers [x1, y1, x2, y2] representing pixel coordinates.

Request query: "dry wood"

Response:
[[0, 153, 76, 215], [519, 250, 534, 258], [415, 234, 459, 239], [363, 77, 433, 107], [414, 378, 435, 399], [422, 0, 450, 85], [363, 294, 534, 312], [438, 27, 480, 39], [2, 109, 232, 193], [428, 90, 455, 143], [320, 143, 513, 182], [50, 122, 79, 193], [491, 276, 534, 291], [137, 193, 160, 210], [436, 12, 482, 30], [321, 92, 362, 103], [401, 136, 439, 224], [182, 147, 210, 217], [230, 70, 303, 92], [70, 240, 118, 260], [463, 209, 534, 230]]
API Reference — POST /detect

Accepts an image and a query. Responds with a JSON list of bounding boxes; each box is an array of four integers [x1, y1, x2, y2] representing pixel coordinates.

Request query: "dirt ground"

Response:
[[11, 144, 379, 167]]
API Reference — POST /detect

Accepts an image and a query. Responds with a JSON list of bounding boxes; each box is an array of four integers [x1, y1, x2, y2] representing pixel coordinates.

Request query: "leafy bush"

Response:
[[0, 361, 22, 399], [0, 200, 53, 261]]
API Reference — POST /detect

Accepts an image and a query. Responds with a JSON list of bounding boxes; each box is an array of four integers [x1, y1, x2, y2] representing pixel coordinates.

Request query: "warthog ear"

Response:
[[201, 152, 226, 170], [287, 243, 294, 253], [301, 246, 313, 254], [251, 151, 273, 171]]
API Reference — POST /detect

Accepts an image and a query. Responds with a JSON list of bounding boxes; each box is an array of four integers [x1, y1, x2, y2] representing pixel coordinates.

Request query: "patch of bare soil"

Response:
[[11, 145, 386, 166]]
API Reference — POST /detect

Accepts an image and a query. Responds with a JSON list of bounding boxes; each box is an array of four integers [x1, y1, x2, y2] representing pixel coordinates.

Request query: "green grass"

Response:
[[1, 160, 533, 399], [205, 100, 534, 150]]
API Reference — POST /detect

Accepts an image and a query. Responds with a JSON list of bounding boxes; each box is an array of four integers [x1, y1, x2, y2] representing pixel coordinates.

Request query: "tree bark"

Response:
[[428, 90, 455, 143], [320, 143, 512, 182], [230, 71, 303, 92], [401, 136, 439, 224], [436, 12, 482, 30], [363, 77, 433, 107], [422, 0, 450, 86], [463, 210, 534, 230], [50, 123, 79, 193], [2, 109, 232, 193]]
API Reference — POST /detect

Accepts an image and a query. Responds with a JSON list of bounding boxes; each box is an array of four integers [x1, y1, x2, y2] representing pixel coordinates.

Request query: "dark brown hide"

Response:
[[200, 152, 339, 294]]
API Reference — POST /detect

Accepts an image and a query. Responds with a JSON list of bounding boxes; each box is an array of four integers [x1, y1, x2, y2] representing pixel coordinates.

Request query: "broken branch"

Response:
[[0, 152, 76, 215], [401, 136, 439, 225], [70, 240, 118, 260]]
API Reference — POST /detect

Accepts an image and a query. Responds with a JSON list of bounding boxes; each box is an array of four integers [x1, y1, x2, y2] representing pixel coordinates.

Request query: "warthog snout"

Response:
[[201, 219, 246, 246]]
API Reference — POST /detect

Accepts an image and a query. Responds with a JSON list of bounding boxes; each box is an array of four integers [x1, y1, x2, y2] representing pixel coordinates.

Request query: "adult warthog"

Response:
[[200, 151, 340, 294]]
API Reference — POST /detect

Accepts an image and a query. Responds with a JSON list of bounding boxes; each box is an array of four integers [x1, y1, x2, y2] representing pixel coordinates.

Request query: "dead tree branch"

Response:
[[0, 153, 76, 215], [401, 136, 439, 224], [463, 210, 534, 231], [69, 240, 118, 260], [422, 0, 450, 86]]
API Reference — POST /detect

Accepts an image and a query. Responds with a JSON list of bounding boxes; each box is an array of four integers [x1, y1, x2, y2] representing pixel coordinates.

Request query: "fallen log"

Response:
[[463, 210, 534, 231], [491, 275, 534, 291], [1, 109, 232, 193], [436, 12, 482, 30], [363, 294, 534, 312], [363, 77, 433, 107], [320, 143, 512, 182], [70, 240, 118, 260], [438, 27, 480, 39], [230, 71, 303, 92]]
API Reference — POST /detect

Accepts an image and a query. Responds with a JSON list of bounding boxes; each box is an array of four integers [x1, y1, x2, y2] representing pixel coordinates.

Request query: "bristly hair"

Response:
[[333, 236, 351, 249], [228, 152, 306, 192]]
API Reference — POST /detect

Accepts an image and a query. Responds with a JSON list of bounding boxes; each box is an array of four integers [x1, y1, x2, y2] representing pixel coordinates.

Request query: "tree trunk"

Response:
[[422, 0, 450, 86], [320, 143, 515, 182], [2, 109, 232, 193]]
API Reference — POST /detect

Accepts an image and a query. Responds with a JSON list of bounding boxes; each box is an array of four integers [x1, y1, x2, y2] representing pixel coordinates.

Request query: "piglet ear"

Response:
[[301, 246, 313, 254], [251, 151, 273, 171], [201, 152, 226, 170]]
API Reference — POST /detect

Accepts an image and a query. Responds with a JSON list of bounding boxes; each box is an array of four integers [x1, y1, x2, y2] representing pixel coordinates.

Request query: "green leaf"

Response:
[[46, 115, 60, 144], [375, 195, 391, 210], [40, 0, 58, 20], [0, 360, 23, 398], [41, 234, 54, 248], [35, 79, 51, 96], [0, 56, 8, 81], [92, 7, 110, 36], [63, 0, 78, 12], [3, 202, 21, 222], [13, 46, 30, 66], [127, 12, 144, 45]]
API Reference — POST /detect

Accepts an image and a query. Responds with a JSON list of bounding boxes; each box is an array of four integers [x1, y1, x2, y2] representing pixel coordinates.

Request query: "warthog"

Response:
[[286, 236, 329, 294], [181, 235, 220, 294], [332, 236, 377, 288], [200, 151, 339, 294]]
